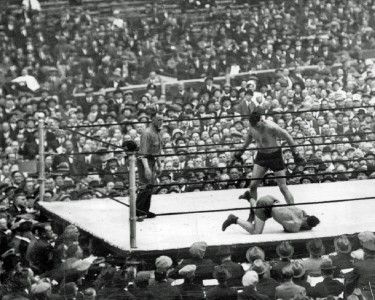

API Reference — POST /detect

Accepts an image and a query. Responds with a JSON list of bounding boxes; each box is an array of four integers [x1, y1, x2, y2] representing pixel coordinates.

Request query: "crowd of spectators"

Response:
[[3, 60, 375, 197], [0, 0, 374, 197], [0, 0, 375, 299], [2, 0, 375, 92], [0, 63, 375, 198], [1, 217, 375, 300]]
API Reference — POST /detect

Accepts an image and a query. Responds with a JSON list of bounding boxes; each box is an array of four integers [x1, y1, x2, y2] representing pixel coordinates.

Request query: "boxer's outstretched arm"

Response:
[[271, 125, 306, 164], [235, 132, 253, 158]]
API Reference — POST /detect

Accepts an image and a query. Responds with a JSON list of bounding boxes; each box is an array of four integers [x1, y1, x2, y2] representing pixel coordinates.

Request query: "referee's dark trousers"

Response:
[[136, 157, 155, 216]]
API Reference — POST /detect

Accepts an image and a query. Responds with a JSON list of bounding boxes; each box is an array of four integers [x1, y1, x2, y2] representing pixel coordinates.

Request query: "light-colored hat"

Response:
[[251, 259, 267, 275], [83, 288, 96, 300], [155, 256, 173, 271], [189, 241, 207, 259], [358, 231, 375, 251], [31, 281, 51, 294], [358, 231, 375, 243], [72, 259, 92, 272], [179, 264, 197, 278], [242, 270, 259, 287]]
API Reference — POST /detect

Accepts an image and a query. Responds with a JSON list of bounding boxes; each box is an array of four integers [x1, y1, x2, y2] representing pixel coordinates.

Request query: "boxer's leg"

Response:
[[247, 164, 267, 221], [274, 169, 294, 204]]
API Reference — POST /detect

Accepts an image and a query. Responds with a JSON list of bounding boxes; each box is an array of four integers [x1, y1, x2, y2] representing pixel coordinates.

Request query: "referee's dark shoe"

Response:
[[146, 212, 156, 218], [136, 211, 156, 219]]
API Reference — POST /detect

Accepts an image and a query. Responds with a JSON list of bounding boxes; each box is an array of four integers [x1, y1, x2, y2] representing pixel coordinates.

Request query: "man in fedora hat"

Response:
[[171, 241, 216, 284], [329, 235, 353, 272], [290, 261, 311, 292], [271, 241, 294, 282], [252, 259, 278, 299], [275, 264, 306, 300], [222, 195, 320, 235], [309, 258, 344, 298], [217, 245, 244, 287], [206, 266, 237, 300], [303, 238, 326, 276]]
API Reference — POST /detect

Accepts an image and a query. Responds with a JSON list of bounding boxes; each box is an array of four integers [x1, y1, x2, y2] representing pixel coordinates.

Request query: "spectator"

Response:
[[58, 282, 79, 300], [251, 259, 278, 299], [238, 270, 269, 300], [82, 288, 97, 300], [148, 267, 182, 300], [30, 279, 52, 300], [8, 190, 27, 217], [0, 1, 374, 298], [0, 215, 11, 256], [329, 235, 354, 273], [217, 245, 244, 287], [270, 241, 294, 282], [27, 222, 55, 273], [177, 264, 205, 300], [309, 257, 344, 298], [244, 246, 271, 278], [275, 265, 306, 300], [206, 266, 237, 300], [149, 255, 174, 285], [131, 271, 153, 299], [345, 231, 375, 299], [290, 261, 312, 293], [173, 242, 216, 283], [245, 246, 265, 264], [302, 238, 326, 276]]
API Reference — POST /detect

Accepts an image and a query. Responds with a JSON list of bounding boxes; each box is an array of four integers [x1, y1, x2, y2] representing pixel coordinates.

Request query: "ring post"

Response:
[[38, 119, 45, 202], [129, 153, 137, 249], [225, 73, 231, 86]]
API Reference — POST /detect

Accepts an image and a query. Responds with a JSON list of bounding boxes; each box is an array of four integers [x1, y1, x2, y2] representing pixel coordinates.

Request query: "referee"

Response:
[[136, 108, 163, 219]]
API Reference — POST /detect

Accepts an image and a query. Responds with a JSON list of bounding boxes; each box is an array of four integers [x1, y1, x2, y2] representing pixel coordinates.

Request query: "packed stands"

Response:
[[0, 0, 375, 298]]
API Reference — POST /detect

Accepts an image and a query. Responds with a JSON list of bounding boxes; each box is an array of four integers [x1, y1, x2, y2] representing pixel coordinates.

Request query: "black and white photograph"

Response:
[[0, 0, 375, 299]]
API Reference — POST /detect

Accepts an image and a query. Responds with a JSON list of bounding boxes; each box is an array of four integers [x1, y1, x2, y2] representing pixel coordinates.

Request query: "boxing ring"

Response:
[[39, 179, 375, 255], [35, 99, 375, 259]]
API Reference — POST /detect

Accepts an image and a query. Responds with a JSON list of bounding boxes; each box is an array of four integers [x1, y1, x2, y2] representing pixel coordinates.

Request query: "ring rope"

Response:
[[163, 131, 375, 150], [46, 132, 375, 157], [44, 137, 375, 158], [154, 196, 375, 217], [54, 157, 374, 178], [71, 180, 375, 218], [59, 104, 375, 129], [63, 127, 125, 151], [153, 138, 375, 158], [150, 170, 368, 188], [77, 179, 151, 216]]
